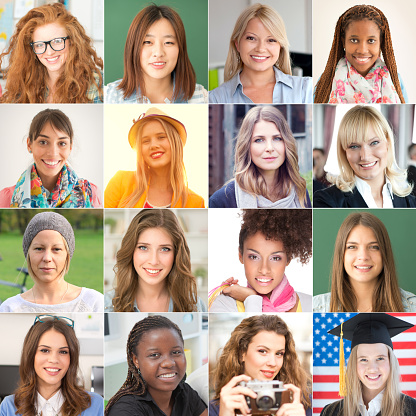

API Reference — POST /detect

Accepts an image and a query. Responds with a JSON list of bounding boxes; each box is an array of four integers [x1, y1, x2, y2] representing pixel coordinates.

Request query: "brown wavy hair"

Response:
[[314, 5, 404, 103], [239, 209, 312, 265], [117, 4, 196, 101], [14, 318, 91, 416], [211, 315, 311, 410], [233, 106, 308, 207], [105, 315, 184, 415], [111, 209, 198, 312], [0, 3, 103, 103], [329, 212, 404, 312]]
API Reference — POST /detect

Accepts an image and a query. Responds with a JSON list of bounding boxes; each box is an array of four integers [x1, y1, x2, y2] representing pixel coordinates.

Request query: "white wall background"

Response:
[[208, 209, 313, 297], [0, 104, 104, 194], [312, 0, 416, 102], [209, 0, 312, 68], [0, 313, 103, 391]]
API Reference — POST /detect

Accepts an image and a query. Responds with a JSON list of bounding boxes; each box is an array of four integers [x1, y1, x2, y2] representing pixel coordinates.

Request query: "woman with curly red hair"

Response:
[[0, 3, 103, 103], [209, 209, 312, 312]]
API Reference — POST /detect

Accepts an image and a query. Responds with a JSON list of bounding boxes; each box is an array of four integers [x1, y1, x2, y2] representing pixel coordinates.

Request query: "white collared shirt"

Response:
[[358, 390, 384, 416], [36, 390, 64, 416], [355, 176, 394, 208]]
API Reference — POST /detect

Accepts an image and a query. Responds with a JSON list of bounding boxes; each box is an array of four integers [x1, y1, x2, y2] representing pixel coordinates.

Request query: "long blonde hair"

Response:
[[224, 3, 291, 82], [342, 345, 404, 416], [331, 105, 412, 196], [125, 117, 188, 208], [233, 106, 307, 207]]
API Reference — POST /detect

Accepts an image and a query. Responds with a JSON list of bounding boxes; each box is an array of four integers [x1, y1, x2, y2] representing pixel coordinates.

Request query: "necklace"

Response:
[[32, 282, 69, 304]]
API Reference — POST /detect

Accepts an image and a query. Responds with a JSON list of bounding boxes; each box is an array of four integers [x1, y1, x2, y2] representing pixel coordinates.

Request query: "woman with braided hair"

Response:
[[105, 315, 207, 416], [314, 5, 407, 103]]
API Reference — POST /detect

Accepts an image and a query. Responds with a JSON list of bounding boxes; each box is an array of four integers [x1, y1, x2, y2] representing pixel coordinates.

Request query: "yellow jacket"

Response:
[[104, 171, 205, 208]]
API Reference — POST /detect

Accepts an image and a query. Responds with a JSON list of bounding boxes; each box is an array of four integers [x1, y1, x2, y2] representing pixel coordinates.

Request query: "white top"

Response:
[[358, 390, 383, 416], [36, 390, 64, 416], [209, 292, 312, 312], [0, 287, 103, 312], [355, 176, 394, 208]]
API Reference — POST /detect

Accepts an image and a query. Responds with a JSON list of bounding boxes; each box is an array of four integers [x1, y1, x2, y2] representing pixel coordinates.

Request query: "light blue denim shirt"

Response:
[[209, 66, 312, 104], [104, 289, 207, 312], [105, 78, 208, 103], [313, 288, 416, 312]]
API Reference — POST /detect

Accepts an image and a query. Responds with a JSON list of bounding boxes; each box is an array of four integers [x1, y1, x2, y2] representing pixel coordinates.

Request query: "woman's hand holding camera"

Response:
[[276, 384, 306, 416], [219, 374, 256, 416]]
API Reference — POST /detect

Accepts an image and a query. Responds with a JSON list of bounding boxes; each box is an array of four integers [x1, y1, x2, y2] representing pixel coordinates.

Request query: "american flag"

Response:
[[313, 313, 416, 416]]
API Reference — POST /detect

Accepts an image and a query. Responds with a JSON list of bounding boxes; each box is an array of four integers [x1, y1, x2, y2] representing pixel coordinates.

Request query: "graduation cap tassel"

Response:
[[339, 322, 346, 397]]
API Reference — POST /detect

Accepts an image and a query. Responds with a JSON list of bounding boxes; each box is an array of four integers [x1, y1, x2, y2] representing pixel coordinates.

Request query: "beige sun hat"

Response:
[[128, 107, 187, 148]]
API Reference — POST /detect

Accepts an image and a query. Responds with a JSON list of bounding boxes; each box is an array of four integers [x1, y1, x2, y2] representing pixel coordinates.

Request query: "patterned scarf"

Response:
[[329, 57, 401, 103], [10, 164, 93, 208]]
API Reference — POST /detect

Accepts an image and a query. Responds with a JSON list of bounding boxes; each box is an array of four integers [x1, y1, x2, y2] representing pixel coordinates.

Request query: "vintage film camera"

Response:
[[238, 380, 291, 415]]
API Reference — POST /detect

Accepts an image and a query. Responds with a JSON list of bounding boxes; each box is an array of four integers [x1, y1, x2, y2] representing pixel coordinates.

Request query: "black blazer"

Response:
[[313, 185, 416, 208]]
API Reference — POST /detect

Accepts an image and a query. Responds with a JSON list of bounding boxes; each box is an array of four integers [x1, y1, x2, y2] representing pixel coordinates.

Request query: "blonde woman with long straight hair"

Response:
[[104, 209, 206, 312], [210, 106, 310, 208], [314, 105, 416, 208], [321, 313, 416, 416], [313, 212, 416, 313], [104, 107, 205, 208], [209, 3, 312, 104]]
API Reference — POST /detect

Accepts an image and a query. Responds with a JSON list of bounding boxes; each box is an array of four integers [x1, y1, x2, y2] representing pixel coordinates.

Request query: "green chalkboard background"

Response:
[[313, 209, 416, 296], [104, 0, 208, 89]]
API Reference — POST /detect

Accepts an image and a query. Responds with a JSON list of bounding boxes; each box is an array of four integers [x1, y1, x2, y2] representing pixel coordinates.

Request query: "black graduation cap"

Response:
[[327, 313, 414, 397], [328, 313, 414, 350]]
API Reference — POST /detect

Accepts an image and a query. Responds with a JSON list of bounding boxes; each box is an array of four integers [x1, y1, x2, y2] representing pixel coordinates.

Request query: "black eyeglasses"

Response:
[[34, 314, 74, 329], [30, 36, 69, 54]]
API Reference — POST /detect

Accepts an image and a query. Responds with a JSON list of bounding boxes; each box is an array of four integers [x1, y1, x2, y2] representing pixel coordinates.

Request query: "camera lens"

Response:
[[256, 392, 275, 410]]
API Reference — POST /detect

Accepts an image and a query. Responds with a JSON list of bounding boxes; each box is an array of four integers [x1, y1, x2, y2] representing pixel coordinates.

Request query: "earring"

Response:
[[29, 150, 32, 153]]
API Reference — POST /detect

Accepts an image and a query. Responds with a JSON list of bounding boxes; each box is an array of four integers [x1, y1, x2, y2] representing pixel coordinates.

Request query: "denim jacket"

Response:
[[313, 288, 416, 312]]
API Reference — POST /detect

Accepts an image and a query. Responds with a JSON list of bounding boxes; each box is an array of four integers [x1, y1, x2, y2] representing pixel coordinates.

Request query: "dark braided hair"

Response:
[[314, 5, 404, 103], [105, 315, 184, 415]]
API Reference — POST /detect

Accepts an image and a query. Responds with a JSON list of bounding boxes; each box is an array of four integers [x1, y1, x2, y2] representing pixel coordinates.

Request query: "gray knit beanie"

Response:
[[23, 212, 75, 258]]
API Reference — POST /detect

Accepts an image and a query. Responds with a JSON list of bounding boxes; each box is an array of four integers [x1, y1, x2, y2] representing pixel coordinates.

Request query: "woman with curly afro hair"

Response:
[[0, 3, 103, 103], [209, 209, 312, 312]]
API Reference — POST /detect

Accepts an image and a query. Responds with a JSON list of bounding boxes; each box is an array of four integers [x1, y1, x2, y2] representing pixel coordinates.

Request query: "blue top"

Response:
[[0, 392, 103, 416], [209, 66, 312, 104], [105, 78, 208, 103], [104, 289, 207, 312]]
